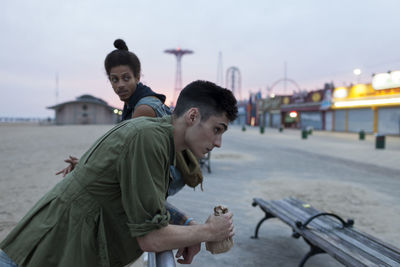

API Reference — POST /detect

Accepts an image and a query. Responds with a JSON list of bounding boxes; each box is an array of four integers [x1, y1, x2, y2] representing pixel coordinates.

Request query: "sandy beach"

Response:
[[1, 123, 399, 266], [0, 124, 114, 240]]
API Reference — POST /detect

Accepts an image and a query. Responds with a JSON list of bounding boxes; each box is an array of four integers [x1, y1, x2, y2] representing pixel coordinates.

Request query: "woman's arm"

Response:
[[132, 104, 156, 118], [165, 201, 196, 225]]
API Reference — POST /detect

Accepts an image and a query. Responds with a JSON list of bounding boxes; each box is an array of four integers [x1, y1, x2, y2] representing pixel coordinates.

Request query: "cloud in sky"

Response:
[[1, 0, 400, 117]]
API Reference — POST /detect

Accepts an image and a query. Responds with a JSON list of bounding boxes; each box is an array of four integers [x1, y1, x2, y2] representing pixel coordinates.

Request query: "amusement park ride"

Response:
[[164, 48, 193, 106]]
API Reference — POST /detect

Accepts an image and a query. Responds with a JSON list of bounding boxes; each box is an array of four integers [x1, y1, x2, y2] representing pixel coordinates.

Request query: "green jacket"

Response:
[[0, 116, 174, 267]]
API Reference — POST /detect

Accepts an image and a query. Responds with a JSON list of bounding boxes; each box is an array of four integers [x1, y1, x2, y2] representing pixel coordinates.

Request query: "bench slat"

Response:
[[270, 199, 383, 266], [285, 197, 400, 264], [288, 197, 400, 251], [285, 197, 400, 263], [279, 198, 399, 266], [253, 198, 400, 266], [254, 198, 373, 266]]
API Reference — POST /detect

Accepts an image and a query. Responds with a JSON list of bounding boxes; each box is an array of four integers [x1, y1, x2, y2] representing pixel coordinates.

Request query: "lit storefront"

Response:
[[332, 71, 400, 135], [280, 84, 334, 130], [257, 95, 285, 128]]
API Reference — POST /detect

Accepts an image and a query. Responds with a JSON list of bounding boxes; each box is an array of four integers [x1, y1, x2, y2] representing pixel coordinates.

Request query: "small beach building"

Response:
[[47, 95, 121, 125]]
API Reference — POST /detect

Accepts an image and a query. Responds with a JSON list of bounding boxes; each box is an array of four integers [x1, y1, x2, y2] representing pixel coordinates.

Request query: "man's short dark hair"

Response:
[[173, 80, 238, 122]]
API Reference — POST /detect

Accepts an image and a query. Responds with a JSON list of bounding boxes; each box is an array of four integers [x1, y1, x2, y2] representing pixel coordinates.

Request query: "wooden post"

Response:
[[373, 107, 378, 133]]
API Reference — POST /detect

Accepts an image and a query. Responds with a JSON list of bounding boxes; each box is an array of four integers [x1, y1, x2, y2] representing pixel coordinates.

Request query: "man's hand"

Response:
[[175, 243, 201, 264], [175, 218, 201, 264], [205, 212, 235, 242], [55, 156, 78, 177]]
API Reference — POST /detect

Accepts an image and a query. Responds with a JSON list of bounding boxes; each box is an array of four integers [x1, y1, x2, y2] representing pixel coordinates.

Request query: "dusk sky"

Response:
[[1, 0, 400, 117]]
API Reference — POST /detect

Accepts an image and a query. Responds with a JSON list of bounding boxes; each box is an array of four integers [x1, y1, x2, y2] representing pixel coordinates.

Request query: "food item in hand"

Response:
[[206, 205, 234, 254]]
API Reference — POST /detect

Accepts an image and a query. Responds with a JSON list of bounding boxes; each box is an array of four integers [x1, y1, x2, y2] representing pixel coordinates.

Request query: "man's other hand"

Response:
[[175, 243, 201, 264]]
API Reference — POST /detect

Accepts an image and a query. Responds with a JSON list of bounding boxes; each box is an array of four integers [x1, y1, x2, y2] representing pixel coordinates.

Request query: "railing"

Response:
[[0, 117, 53, 123], [147, 251, 176, 267]]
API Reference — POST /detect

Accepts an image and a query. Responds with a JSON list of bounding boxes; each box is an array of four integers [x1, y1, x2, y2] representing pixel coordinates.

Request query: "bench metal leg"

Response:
[[204, 158, 210, 173], [251, 213, 274, 239], [206, 153, 211, 173], [298, 238, 325, 267], [199, 153, 211, 173]]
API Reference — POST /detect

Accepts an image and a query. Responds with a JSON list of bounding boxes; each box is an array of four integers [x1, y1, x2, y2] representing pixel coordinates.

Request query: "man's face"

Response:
[[109, 65, 138, 102], [185, 113, 229, 158]]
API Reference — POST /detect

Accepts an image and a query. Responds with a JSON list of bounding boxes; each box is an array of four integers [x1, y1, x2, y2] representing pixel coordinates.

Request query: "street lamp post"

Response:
[[353, 68, 362, 84]]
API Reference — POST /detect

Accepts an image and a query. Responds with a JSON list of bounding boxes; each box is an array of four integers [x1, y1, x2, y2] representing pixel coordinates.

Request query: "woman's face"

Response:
[[109, 65, 139, 102]]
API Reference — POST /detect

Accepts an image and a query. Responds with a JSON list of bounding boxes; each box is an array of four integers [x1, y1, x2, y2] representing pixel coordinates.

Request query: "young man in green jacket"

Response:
[[0, 80, 238, 267]]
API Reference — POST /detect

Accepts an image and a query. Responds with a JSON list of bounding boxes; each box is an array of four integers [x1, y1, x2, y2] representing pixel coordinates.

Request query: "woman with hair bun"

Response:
[[58, 39, 203, 196], [104, 39, 171, 121]]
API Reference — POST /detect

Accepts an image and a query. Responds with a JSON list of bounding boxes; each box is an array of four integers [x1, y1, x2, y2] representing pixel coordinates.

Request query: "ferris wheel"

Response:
[[226, 66, 242, 100]]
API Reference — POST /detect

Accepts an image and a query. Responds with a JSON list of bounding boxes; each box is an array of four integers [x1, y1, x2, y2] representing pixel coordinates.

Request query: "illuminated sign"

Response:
[[333, 97, 400, 108], [348, 84, 373, 98], [312, 92, 321, 102], [285, 111, 298, 123], [333, 87, 348, 98], [283, 96, 290, 104], [289, 111, 298, 118], [372, 71, 400, 90], [292, 91, 308, 103], [332, 83, 400, 108]]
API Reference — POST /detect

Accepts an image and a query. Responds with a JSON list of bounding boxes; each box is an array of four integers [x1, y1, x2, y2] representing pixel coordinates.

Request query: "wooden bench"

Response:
[[199, 152, 211, 173], [251, 197, 400, 267]]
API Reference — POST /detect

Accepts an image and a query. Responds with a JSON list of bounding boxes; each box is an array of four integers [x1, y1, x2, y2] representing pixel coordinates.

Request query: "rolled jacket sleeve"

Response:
[[117, 125, 172, 237]]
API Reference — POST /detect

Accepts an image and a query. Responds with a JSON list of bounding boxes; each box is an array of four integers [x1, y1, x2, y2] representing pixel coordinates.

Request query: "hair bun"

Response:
[[114, 39, 128, 51]]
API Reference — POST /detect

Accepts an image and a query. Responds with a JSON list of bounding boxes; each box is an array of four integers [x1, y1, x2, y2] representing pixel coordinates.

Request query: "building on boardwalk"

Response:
[[279, 83, 334, 130], [258, 95, 287, 128], [241, 70, 400, 135], [331, 72, 400, 135], [48, 95, 121, 125]]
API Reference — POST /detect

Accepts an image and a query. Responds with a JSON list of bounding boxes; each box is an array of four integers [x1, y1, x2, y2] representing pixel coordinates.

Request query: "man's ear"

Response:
[[185, 108, 200, 125]]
